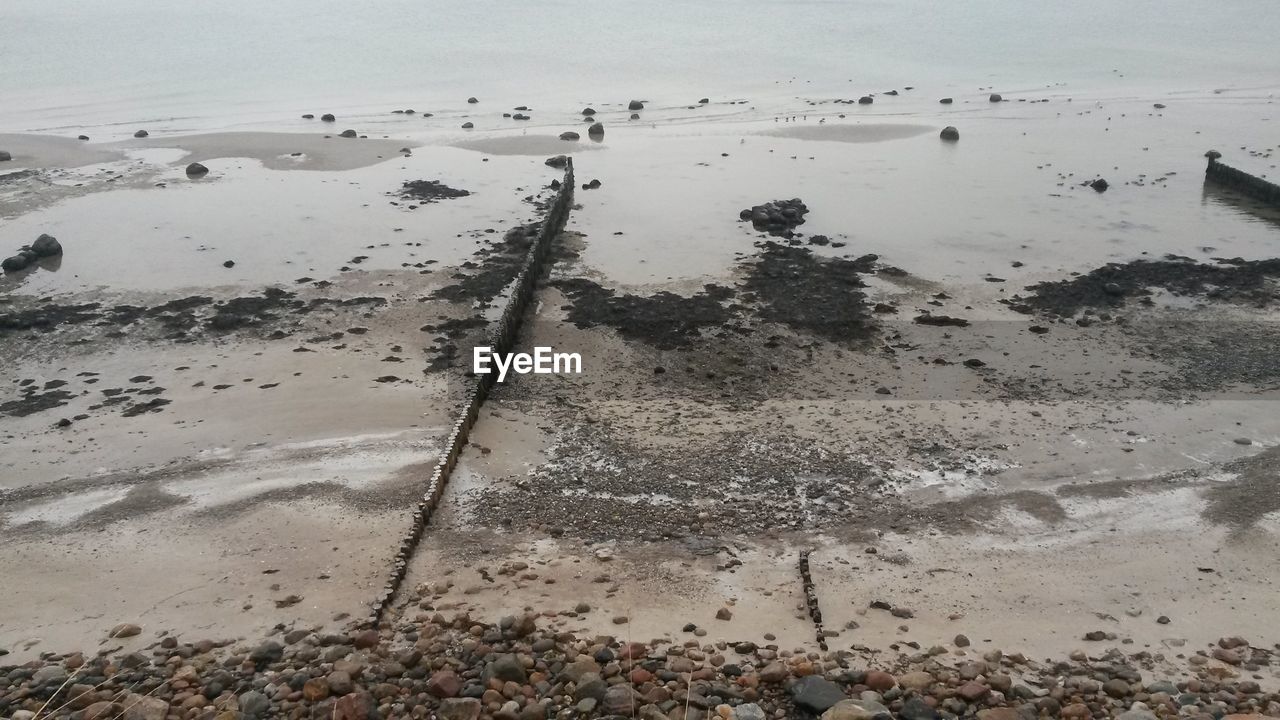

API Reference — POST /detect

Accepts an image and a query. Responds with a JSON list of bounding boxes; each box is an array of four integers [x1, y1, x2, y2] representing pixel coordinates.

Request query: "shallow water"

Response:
[[3, 0, 1279, 133]]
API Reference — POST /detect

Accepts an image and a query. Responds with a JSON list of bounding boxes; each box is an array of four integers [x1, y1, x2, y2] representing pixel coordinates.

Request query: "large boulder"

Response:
[[31, 234, 62, 257]]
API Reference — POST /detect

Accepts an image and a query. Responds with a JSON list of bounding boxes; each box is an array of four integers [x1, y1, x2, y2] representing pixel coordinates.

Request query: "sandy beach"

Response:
[[2, 2, 1280, 717]]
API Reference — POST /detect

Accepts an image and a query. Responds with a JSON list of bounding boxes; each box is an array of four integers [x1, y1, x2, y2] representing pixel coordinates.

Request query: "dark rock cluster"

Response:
[[2, 234, 62, 273], [739, 199, 810, 236]]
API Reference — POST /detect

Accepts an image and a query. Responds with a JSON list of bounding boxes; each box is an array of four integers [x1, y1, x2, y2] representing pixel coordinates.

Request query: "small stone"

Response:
[[989, 93, 1003, 102], [1089, 178, 1109, 192], [186, 162, 209, 177], [954, 633, 971, 647], [588, 122, 604, 137], [715, 607, 733, 620], [865, 670, 896, 692], [467, 97, 479, 104], [940, 126, 959, 141], [321, 114, 336, 122], [858, 96, 873, 105], [339, 129, 358, 138], [939, 98, 953, 104], [239, 690, 270, 718], [559, 131, 580, 141], [134, 130, 149, 138], [439, 697, 482, 720], [461, 122, 474, 129], [0, 150, 11, 161], [110, 623, 142, 638], [628, 100, 644, 110]]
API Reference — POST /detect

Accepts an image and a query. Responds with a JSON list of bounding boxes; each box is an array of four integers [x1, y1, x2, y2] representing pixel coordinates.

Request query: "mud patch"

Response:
[[1006, 255, 1280, 317], [0, 288, 386, 343], [1202, 446, 1280, 536], [391, 180, 471, 205], [553, 279, 735, 350], [433, 224, 538, 306], [0, 388, 76, 418], [742, 242, 878, 343]]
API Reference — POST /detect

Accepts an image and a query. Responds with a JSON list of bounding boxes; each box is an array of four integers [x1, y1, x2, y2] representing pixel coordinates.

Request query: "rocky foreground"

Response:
[[2, 603, 1276, 720]]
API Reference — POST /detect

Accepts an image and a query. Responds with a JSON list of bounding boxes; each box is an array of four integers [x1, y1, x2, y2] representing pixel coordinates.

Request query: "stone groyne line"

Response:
[[1206, 156, 1280, 205], [366, 159, 575, 627]]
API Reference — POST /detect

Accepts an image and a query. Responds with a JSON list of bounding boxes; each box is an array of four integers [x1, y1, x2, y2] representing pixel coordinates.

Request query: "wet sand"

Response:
[[2, 84, 1278, 683]]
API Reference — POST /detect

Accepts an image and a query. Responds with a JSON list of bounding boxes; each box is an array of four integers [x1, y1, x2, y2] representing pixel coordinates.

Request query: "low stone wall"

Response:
[[366, 159, 575, 626], [1206, 157, 1280, 205]]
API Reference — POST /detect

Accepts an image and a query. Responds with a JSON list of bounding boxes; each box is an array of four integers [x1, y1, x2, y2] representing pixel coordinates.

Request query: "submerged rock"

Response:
[[559, 131, 580, 141]]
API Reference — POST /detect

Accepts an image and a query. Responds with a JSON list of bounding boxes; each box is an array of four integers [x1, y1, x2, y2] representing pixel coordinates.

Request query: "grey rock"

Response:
[[0, 151, 11, 161], [440, 698, 482, 720], [559, 131, 580, 141], [249, 639, 283, 664], [901, 697, 938, 720], [185, 162, 209, 177], [320, 113, 335, 122], [467, 97, 479, 104], [588, 122, 604, 137], [939, 98, 953, 104], [486, 654, 527, 683], [461, 122, 474, 129], [239, 690, 271, 718], [940, 126, 959, 141], [33, 665, 69, 686], [628, 100, 644, 110], [339, 129, 358, 138], [133, 130, 149, 138], [989, 93, 1003, 102], [791, 675, 847, 714]]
